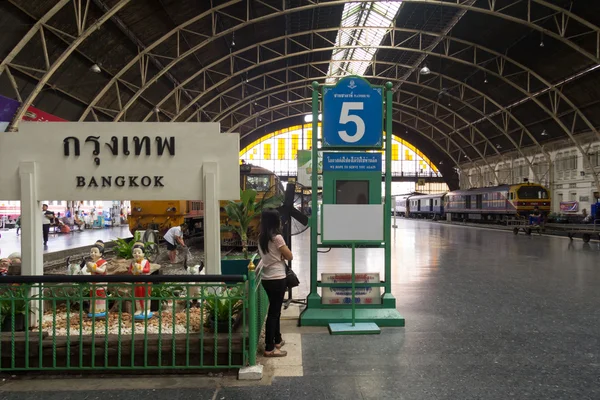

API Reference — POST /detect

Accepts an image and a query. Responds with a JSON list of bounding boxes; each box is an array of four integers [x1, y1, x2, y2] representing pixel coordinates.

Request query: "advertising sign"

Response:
[[559, 201, 578, 212], [323, 152, 382, 172], [297, 149, 323, 188], [0, 94, 66, 124], [322, 76, 383, 148], [321, 273, 381, 305]]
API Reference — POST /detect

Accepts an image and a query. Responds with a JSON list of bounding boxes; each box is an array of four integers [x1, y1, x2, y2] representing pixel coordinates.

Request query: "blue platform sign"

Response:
[[322, 76, 383, 148], [323, 152, 382, 172]]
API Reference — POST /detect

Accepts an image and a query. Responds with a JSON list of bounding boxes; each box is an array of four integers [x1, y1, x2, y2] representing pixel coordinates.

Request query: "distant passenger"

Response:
[[164, 225, 186, 263], [42, 204, 53, 247]]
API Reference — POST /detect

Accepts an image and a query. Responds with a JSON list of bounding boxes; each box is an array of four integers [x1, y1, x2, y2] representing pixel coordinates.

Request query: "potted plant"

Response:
[[202, 286, 244, 333], [152, 283, 184, 311], [114, 231, 156, 260], [221, 189, 282, 276], [0, 286, 35, 332]]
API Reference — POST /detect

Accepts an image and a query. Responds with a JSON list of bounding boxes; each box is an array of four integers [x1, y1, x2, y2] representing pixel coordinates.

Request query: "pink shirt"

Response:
[[258, 234, 287, 280]]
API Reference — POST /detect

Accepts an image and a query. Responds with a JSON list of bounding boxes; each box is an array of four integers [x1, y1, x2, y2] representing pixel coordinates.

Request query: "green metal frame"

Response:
[[0, 257, 269, 372], [301, 80, 404, 327]]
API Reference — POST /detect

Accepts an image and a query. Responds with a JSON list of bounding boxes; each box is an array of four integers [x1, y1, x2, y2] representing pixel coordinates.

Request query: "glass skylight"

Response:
[[326, 1, 402, 83]]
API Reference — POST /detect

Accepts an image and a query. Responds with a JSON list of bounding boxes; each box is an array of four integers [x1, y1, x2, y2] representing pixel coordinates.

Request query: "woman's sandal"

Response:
[[263, 348, 287, 357], [275, 340, 285, 350]]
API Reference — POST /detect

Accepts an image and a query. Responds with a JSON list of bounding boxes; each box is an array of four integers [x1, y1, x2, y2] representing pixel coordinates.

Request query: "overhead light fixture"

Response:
[[496, 144, 502, 149], [154, 107, 160, 113], [419, 65, 431, 75], [541, 129, 548, 136], [90, 64, 101, 73], [540, 32, 544, 48], [231, 33, 235, 47], [539, 40, 544, 48], [439, 160, 443, 165], [484, 74, 488, 84]]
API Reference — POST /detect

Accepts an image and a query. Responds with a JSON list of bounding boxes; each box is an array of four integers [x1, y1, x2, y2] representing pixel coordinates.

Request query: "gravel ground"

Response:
[[33, 304, 210, 336]]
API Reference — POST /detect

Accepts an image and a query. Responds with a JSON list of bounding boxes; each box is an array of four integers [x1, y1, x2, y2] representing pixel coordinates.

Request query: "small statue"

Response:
[[128, 242, 153, 320], [0, 258, 10, 276], [87, 240, 108, 318]]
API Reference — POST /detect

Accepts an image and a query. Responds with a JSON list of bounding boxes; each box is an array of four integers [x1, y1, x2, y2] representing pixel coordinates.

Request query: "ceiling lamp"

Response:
[[419, 65, 431, 75], [90, 64, 101, 73], [496, 144, 502, 149], [541, 129, 548, 136]]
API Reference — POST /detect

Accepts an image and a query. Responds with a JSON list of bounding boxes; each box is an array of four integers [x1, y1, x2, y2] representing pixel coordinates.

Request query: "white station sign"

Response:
[[321, 272, 381, 305], [0, 122, 240, 201]]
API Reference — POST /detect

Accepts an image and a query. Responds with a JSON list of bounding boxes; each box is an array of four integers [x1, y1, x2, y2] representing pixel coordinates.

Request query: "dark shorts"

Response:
[[166, 241, 177, 251]]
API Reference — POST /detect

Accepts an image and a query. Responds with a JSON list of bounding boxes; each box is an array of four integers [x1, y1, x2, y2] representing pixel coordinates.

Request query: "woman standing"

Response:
[[258, 209, 293, 357]]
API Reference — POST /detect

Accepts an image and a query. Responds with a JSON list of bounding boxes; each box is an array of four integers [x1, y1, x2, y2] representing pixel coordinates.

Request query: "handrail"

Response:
[[0, 274, 246, 284]]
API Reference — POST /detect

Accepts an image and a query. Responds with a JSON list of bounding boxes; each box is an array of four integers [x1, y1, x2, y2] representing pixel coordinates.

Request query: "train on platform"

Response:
[[128, 164, 284, 241], [394, 182, 551, 222]]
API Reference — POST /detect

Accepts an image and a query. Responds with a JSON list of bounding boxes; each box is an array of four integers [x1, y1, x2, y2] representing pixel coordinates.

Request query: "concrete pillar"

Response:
[[203, 162, 221, 275]]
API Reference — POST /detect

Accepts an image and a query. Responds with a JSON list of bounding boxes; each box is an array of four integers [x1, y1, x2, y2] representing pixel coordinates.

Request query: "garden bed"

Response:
[[30, 304, 243, 336]]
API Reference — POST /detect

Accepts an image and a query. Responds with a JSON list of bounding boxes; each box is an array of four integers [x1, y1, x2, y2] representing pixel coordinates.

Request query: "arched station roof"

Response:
[[1, 0, 599, 190]]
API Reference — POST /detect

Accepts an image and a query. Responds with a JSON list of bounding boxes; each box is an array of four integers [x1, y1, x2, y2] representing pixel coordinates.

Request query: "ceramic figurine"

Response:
[[0, 258, 10, 276], [87, 240, 108, 318], [128, 242, 153, 320]]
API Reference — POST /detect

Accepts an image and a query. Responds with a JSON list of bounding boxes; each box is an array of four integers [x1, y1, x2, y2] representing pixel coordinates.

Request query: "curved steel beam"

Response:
[[0, 0, 71, 75], [81, 1, 600, 122], [209, 80, 551, 183], [234, 97, 475, 162], [149, 29, 597, 189], [7, 0, 132, 131], [233, 98, 464, 170], [152, 27, 595, 155], [164, 27, 594, 128], [200, 65, 541, 180]]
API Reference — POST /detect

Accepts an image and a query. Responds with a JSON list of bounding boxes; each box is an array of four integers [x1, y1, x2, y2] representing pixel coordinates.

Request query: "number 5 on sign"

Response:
[[339, 102, 365, 143], [322, 76, 383, 148]]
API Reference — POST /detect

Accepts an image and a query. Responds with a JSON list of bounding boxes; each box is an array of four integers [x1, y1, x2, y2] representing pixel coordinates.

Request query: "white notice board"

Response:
[[0, 122, 240, 201], [322, 204, 383, 242]]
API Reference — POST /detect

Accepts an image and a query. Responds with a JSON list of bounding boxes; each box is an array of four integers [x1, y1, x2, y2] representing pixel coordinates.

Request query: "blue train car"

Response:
[[406, 193, 445, 219]]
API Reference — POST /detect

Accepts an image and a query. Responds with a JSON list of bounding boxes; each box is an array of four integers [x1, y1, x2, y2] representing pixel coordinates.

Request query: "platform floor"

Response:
[[0, 225, 132, 258], [2, 219, 600, 399]]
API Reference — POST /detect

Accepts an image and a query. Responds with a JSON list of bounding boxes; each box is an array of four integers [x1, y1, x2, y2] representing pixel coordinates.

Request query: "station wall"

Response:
[[462, 142, 600, 215]]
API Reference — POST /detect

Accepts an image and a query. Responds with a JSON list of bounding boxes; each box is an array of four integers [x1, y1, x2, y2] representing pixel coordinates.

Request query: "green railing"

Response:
[[0, 268, 268, 372], [246, 253, 269, 366]]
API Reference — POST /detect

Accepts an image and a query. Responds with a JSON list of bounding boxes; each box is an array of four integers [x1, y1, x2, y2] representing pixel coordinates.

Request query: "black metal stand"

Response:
[[278, 182, 307, 311], [281, 211, 306, 310]]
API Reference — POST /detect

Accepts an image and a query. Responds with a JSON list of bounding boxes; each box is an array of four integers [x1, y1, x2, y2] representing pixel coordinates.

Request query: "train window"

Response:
[[246, 175, 271, 192], [517, 186, 549, 199]]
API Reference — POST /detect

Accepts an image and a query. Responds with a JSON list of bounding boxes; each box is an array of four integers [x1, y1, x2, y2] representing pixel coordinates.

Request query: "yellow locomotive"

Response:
[[128, 164, 282, 237]]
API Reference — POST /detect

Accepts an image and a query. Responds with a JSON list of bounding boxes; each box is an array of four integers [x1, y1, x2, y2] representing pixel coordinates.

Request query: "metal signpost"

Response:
[[300, 77, 405, 332]]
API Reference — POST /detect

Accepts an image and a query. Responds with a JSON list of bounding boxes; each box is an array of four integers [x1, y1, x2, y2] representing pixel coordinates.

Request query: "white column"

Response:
[[19, 162, 43, 276], [19, 161, 43, 327], [203, 162, 221, 275]]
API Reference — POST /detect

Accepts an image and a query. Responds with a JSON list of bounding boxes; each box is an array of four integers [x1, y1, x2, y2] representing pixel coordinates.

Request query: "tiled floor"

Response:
[[0, 225, 132, 258], [2, 219, 600, 399]]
